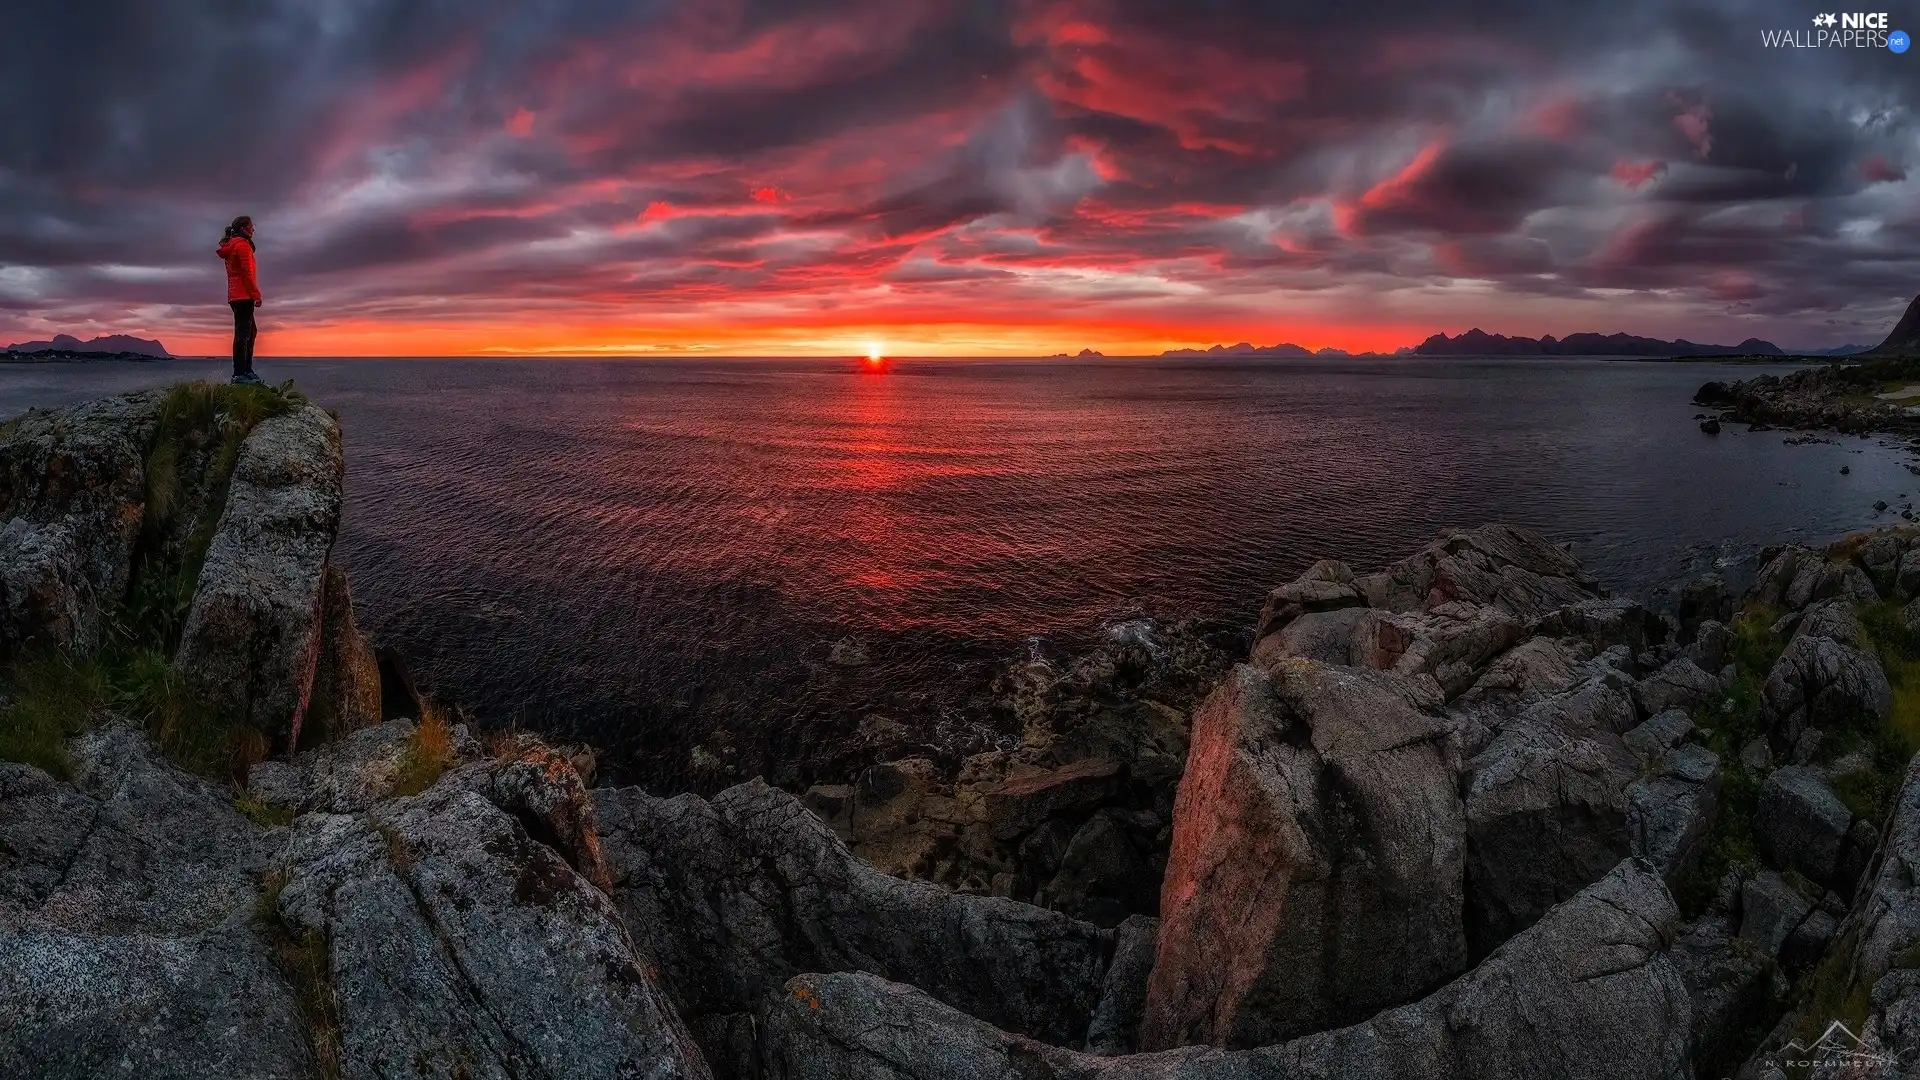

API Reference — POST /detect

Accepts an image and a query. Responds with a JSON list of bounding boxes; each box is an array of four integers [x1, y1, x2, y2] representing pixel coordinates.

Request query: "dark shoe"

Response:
[[231, 372, 264, 386]]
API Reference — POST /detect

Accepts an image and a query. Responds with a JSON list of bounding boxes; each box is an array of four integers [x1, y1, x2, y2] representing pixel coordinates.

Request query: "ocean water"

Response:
[[1, 354, 1914, 790]]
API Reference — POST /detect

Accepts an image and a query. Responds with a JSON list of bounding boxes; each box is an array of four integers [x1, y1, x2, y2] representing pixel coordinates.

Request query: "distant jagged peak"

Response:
[[1865, 294, 1920, 357]]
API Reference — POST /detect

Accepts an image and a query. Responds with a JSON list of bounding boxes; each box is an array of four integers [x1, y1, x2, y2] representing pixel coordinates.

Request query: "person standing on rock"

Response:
[[217, 216, 264, 386]]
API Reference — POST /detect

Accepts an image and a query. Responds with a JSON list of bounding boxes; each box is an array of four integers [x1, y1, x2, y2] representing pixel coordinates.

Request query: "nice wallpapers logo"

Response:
[[1761, 11, 1909, 48]]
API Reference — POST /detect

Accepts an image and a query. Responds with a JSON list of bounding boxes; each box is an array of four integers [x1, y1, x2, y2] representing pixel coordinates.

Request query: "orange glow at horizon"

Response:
[[156, 316, 1428, 359]]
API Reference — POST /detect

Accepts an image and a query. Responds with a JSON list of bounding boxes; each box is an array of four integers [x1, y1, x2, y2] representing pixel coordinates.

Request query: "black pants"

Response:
[[229, 300, 257, 377]]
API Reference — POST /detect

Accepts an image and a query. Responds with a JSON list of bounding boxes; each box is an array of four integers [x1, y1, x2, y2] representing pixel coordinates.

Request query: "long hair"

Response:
[[223, 215, 255, 247]]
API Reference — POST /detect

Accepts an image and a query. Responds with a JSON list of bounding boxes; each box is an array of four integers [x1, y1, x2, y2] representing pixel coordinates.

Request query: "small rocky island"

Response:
[[6, 387, 1920, 1078]]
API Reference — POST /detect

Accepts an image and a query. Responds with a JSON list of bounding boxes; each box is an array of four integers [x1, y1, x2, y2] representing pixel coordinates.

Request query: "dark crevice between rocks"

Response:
[[257, 866, 344, 1080]]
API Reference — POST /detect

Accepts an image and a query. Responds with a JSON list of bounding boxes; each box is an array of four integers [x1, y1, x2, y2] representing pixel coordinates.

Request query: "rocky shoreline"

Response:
[[7, 387, 1920, 1078]]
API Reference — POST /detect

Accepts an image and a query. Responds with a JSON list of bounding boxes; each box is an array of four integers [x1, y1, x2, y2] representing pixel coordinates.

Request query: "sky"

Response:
[[1, 0, 1917, 357]]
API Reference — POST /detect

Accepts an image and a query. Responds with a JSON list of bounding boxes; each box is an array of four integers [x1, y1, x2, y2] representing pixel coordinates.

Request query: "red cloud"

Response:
[[1863, 155, 1908, 184], [506, 107, 535, 136], [1610, 160, 1667, 191], [1664, 94, 1712, 160], [750, 186, 792, 203]]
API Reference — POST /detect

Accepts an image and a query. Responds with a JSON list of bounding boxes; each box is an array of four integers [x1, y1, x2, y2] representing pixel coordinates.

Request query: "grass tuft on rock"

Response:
[[390, 706, 458, 797], [0, 650, 110, 780]]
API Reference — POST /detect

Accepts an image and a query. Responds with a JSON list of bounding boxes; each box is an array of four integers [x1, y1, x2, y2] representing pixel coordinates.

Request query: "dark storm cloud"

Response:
[[0, 0, 1916, 350]]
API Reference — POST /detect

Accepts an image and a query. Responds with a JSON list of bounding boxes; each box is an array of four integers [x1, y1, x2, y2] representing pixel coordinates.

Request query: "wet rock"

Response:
[[0, 726, 315, 1080], [172, 405, 344, 749], [1741, 736, 1774, 772], [1084, 915, 1158, 1056], [0, 391, 159, 657], [1737, 871, 1813, 959], [1701, 418, 1722, 434], [595, 778, 1115, 1049], [1628, 743, 1721, 884], [1754, 765, 1853, 884], [1696, 380, 1734, 405], [985, 757, 1124, 841], [1633, 656, 1723, 718], [273, 756, 707, 1080], [763, 859, 1691, 1080], [1760, 633, 1892, 752], [1139, 661, 1465, 1050], [1461, 666, 1639, 954]]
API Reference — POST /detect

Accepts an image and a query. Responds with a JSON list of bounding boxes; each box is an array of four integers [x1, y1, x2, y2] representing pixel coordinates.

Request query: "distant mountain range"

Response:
[[1151, 328, 1880, 361], [1412, 329, 1784, 357], [5, 333, 171, 357], [1160, 342, 1386, 358]]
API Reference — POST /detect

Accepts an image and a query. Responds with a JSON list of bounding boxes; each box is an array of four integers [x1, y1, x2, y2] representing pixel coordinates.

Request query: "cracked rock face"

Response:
[[171, 404, 344, 749], [0, 391, 159, 658], [0, 726, 314, 1080], [1138, 660, 1467, 1050], [596, 778, 1118, 1059], [273, 758, 708, 1080], [762, 859, 1691, 1080]]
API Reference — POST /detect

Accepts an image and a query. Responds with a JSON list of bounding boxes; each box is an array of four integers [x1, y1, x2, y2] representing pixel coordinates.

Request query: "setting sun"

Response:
[[865, 342, 886, 361]]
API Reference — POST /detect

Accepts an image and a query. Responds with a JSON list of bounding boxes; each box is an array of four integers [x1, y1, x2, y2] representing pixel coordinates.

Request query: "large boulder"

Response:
[[1632, 657, 1723, 718], [0, 391, 159, 656], [1627, 743, 1721, 885], [762, 859, 1692, 1080], [595, 778, 1117, 1054], [1461, 662, 1640, 954], [272, 753, 707, 1080], [171, 405, 343, 749], [1760, 632, 1892, 753], [1348, 604, 1527, 698], [0, 725, 316, 1079], [1753, 766, 1853, 885], [1749, 545, 1878, 611], [1139, 661, 1466, 1050]]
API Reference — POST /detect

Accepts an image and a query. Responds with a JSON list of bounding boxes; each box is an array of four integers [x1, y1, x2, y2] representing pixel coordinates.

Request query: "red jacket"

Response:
[[218, 236, 261, 303]]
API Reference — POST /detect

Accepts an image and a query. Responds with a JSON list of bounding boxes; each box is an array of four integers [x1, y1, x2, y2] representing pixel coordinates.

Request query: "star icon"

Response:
[[1820, 13, 1838, 26]]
